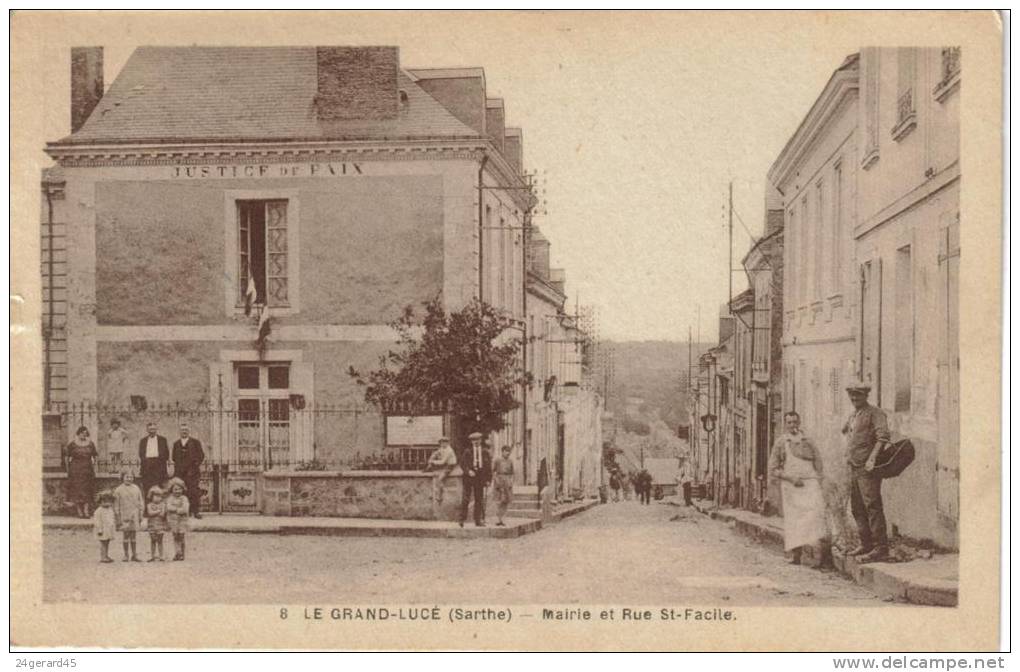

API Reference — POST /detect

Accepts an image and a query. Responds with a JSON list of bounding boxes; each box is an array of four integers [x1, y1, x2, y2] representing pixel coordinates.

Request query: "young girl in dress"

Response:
[[164, 478, 190, 561], [146, 486, 167, 561], [92, 491, 116, 563], [113, 470, 144, 562]]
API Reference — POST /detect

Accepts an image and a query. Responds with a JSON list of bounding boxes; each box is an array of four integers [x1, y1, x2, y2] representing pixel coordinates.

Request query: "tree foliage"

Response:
[[348, 297, 530, 434]]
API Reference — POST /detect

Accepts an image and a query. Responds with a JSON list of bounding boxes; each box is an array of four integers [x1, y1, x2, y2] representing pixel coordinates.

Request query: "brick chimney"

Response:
[[504, 127, 523, 174], [485, 98, 505, 154], [315, 46, 399, 121], [70, 47, 103, 133]]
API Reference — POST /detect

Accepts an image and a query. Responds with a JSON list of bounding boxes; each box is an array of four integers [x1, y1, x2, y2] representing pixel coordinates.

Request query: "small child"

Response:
[[93, 491, 116, 563], [113, 470, 144, 562], [165, 478, 190, 561], [146, 486, 167, 561]]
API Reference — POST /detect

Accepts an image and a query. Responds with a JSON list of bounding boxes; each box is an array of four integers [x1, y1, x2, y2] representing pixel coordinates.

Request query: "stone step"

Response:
[[512, 485, 539, 494]]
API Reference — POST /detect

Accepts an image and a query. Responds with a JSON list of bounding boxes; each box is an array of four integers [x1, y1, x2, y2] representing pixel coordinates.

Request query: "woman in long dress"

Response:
[[769, 411, 827, 566], [65, 426, 98, 518]]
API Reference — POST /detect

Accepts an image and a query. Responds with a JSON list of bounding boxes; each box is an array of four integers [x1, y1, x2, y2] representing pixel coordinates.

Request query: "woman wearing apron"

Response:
[[769, 411, 827, 566]]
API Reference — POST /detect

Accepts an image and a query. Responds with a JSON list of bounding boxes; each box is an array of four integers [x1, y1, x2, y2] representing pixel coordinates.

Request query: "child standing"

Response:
[[146, 486, 167, 561], [165, 478, 190, 561], [92, 491, 116, 563], [113, 470, 144, 562]]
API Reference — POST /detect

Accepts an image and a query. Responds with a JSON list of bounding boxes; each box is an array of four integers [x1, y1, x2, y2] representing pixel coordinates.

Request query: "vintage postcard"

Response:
[[9, 10, 1004, 652]]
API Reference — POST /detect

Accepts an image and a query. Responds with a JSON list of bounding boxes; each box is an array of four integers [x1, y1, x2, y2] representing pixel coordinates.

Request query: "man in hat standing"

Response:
[[841, 381, 891, 563], [171, 422, 205, 519], [138, 422, 170, 502], [424, 436, 459, 511], [459, 432, 492, 527]]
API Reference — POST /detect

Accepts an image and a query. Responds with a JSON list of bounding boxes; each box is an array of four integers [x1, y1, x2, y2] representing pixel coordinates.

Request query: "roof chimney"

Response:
[[315, 47, 399, 121], [485, 98, 505, 154], [70, 47, 103, 134], [504, 128, 523, 174]]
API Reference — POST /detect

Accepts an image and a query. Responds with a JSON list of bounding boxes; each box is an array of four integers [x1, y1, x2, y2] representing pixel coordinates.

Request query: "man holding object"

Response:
[[842, 382, 891, 563]]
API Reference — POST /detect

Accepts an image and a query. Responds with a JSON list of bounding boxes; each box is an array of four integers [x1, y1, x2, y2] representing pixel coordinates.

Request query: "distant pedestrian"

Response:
[[165, 478, 190, 561], [145, 486, 168, 562], [769, 411, 827, 566], [680, 464, 693, 506], [638, 469, 653, 505], [92, 491, 116, 563], [623, 473, 634, 501], [609, 472, 621, 502], [138, 422, 170, 500], [171, 423, 205, 519], [842, 382, 891, 564], [424, 437, 459, 510], [65, 425, 98, 519], [492, 445, 515, 526], [113, 470, 144, 562], [458, 432, 492, 527]]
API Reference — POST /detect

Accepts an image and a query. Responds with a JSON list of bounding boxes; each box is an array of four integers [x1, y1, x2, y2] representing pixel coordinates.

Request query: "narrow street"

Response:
[[44, 502, 886, 606]]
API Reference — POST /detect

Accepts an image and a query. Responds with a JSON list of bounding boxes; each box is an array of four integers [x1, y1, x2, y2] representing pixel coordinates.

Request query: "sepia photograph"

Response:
[[9, 9, 1005, 653]]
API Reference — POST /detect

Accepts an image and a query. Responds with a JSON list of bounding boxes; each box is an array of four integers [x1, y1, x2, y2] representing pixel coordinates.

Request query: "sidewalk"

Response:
[[678, 498, 958, 607], [43, 499, 599, 540]]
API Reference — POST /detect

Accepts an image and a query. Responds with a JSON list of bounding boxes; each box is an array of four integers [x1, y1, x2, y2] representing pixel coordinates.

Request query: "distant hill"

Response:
[[604, 340, 714, 431]]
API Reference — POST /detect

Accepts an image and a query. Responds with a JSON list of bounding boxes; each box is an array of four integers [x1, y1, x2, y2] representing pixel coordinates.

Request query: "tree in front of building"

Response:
[[348, 297, 531, 438]]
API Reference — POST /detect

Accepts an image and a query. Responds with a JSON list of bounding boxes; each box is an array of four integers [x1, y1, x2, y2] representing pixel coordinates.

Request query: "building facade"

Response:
[[767, 54, 861, 534], [853, 47, 960, 548], [41, 47, 539, 499]]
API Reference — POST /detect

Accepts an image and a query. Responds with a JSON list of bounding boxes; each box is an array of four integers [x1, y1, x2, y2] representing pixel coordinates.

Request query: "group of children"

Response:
[[92, 472, 191, 563]]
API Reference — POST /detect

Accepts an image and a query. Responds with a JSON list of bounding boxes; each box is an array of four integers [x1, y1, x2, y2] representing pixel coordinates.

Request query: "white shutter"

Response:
[[290, 361, 315, 463]]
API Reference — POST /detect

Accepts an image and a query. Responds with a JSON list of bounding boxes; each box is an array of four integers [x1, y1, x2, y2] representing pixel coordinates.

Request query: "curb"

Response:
[[42, 503, 592, 541], [688, 501, 957, 607]]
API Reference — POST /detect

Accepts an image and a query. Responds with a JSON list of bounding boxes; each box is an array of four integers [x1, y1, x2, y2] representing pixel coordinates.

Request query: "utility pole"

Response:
[[728, 180, 733, 316]]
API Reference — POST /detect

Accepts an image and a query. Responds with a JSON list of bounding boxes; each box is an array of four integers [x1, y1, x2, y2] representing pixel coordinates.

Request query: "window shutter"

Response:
[[266, 201, 289, 307], [290, 361, 315, 463]]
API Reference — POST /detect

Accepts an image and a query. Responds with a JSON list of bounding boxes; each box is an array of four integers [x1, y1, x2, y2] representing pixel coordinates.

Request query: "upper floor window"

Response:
[[934, 47, 961, 102], [239, 199, 289, 308], [892, 48, 918, 141]]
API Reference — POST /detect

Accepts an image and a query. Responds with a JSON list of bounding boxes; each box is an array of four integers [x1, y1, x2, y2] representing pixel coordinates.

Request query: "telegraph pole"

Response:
[[728, 180, 733, 316]]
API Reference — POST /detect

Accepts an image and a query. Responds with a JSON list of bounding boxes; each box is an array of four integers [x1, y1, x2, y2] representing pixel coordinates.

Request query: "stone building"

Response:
[[741, 202, 785, 513], [766, 48, 960, 548], [853, 47, 960, 548], [767, 53, 861, 519], [41, 46, 539, 512], [524, 227, 603, 497]]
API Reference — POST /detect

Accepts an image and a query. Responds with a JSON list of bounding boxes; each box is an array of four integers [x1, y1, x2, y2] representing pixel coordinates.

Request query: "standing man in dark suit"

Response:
[[138, 421, 170, 501], [459, 432, 492, 528], [171, 422, 205, 519]]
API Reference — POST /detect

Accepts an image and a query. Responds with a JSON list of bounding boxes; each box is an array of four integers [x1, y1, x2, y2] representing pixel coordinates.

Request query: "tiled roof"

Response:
[[53, 46, 482, 145]]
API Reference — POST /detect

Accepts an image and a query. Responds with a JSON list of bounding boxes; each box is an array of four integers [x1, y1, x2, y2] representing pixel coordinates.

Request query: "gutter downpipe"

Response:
[[477, 153, 489, 302]]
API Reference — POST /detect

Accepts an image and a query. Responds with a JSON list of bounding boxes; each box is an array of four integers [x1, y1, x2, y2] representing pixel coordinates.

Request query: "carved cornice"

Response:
[[767, 68, 859, 191], [44, 138, 490, 168]]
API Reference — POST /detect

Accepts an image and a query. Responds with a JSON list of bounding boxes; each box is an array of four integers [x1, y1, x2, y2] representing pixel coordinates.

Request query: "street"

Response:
[[44, 502, 887, 606]]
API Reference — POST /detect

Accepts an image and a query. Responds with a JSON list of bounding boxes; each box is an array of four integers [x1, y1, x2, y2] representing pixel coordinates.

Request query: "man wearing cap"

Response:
[[424, 436, 458, 510], [458, 432, 492, 527], [841, 381, 891, 563]]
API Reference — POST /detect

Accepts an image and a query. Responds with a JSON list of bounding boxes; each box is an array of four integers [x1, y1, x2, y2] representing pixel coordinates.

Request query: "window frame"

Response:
[[224, 189, 300, 317]]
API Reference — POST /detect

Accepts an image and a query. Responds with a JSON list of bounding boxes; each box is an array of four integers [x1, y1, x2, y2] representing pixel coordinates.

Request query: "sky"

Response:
[[16, 11, 886, 342]]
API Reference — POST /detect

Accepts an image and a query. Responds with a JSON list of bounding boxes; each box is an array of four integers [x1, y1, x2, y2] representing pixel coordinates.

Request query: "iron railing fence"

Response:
[[43, 401, 440, 474]]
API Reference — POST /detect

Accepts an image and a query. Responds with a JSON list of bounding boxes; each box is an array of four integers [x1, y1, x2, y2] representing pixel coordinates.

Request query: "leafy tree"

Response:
[[348, 297, 530, 436]]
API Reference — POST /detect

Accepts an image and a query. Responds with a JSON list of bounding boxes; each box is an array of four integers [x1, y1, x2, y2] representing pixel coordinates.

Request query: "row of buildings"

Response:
[[41, 45, 602, 513], [688, 47, 960, 549]]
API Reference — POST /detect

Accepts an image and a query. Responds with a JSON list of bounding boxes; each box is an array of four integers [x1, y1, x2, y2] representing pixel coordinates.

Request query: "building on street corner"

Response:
[[40, 45, 600, 519]]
